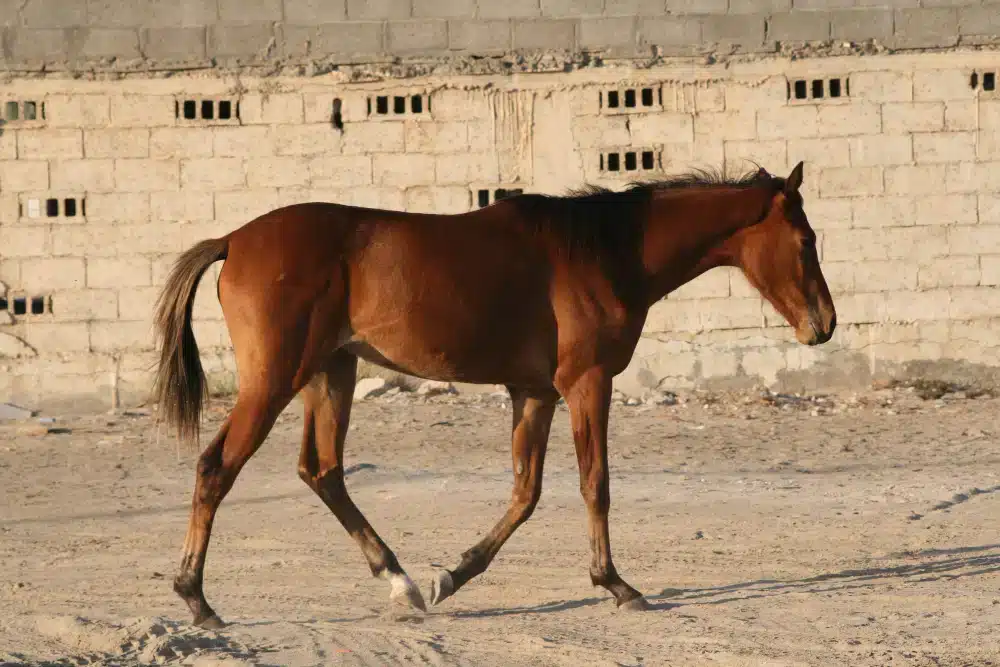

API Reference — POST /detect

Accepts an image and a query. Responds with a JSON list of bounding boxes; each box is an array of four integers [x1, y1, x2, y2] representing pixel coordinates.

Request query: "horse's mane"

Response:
[[513, 166, 776, 257]]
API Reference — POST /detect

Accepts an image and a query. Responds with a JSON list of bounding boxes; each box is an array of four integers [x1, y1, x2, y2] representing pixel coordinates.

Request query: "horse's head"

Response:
[[733, 162, 836, 346]]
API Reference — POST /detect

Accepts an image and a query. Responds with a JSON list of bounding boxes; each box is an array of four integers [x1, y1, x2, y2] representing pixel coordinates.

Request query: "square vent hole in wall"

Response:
[[474, 187, 526, 208], [367, 93, 430, 119], [20, 196, 85, 221], [175, 98, 240, 124], [599, 149, 661, 174], [3, 100, 45, 124], [788, 77, 849, 102], [599, 86, 662, 115], [0, 293, 51, 319], [970, 71, 998, 94]]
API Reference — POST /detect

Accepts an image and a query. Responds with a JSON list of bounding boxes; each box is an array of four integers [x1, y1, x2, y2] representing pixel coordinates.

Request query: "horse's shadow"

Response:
[[452, 543, 1000, 618]]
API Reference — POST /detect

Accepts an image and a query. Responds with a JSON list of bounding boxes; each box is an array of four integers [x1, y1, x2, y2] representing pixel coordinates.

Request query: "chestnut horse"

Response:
[[153, 162, 835, 628]]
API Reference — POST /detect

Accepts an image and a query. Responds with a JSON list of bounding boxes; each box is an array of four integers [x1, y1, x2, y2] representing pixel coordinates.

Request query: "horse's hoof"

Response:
[[429, 569, 455, 606], [196, 614, 226, 630], [389, 573, 427, 613], [620, 596, 650, 612]]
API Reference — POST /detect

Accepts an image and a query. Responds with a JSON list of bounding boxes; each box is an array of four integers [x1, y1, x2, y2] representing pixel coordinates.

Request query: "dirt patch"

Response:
[[1, 385, 999, 666]]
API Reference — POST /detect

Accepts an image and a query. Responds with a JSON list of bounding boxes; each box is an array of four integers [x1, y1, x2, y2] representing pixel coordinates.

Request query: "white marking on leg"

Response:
[[383, 571, 427, 612], [516, 460, 524, 475]]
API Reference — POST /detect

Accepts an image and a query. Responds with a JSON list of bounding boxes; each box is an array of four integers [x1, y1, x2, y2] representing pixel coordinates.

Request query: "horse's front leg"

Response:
[[560, 366, 648, 610]]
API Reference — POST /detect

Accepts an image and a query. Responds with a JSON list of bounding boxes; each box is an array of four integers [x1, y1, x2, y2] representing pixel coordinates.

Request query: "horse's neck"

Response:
[[641, 186, 769, 304]]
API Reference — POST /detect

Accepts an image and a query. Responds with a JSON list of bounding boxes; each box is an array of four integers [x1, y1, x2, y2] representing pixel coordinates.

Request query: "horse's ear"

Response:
[[757, 166, 769, 180], [784, 161, 804, 194]]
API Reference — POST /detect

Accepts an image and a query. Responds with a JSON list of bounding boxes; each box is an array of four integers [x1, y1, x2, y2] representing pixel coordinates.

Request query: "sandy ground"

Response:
[[1, 383, 999, 667]]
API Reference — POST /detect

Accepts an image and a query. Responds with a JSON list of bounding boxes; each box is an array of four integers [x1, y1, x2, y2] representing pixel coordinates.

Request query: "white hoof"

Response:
[[620, 596, 650, 612], [387, 573, 427, 613], [429, 569, 455, 606]]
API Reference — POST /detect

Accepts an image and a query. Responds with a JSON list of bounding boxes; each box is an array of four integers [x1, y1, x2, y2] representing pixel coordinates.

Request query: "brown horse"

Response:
[[153, 161, 835, 628]]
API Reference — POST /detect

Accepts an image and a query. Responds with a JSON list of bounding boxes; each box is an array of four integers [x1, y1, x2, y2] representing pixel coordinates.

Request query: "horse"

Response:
[[152, 161, 836, 628]]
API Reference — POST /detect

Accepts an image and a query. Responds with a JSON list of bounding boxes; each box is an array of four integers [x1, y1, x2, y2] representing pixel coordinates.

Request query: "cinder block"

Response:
[[948, 224, 1000, 256], [181, 158, 246, 191], [151, 191, 214, 221], [21, 257, 86, 291], [950, 288, 1000, 321], [404, 121, 468, 153], [980, 194, 1000, 224], [0, 226, 48, 258], [247, 157, 310, 188], [882, 102, 943, 132], [823, 228, 887, 262], [45, 95, 111, 128], [51, 226, 114, 257], [513, 19, 576, 50], [110, 95, 177, 127], [913, 194, 977, 226], [435, 152, 500, 185], [959, 4, 1000, 40], [80, 29, 141, 59], [893, 8, 958, 49], [388, 20, 449, 52], [50, 290, 118, 322], [725, 77, 792, 110], [946, 162, 1000, 194], [89, 321, 155, 353], [848, 134, 912, 166], [768, 11, 831, 42], [695, 110, 756, 141], [50, 159, 115, 192], [913, 69, 976, 101], [219, 0, 282, 23], [341, 122, 405, 154], [285, 0, 348, 22], [210, 126, 273, 157], [854, 261, 917, 292], [374, 154, 436, 187], [852, 196, 915, 228], [413, 0, 475, 17], [723, 140, 787, 173], [21, 0, 86, 27], [326, 187, 406, 211], [87, 257, 151, 288], [467, 121, 495, 150], [309, 156, 373, 188], [84, 129, 150, 158], [304, 91, 368, 124], [804, 197, 852, 230], [819, 167, 883, 198], [571, 116, 630, 149], [912, 131, 975, 164], [702, 14, 766, 50], [886, 289, 951, 322], [885, 226, 948, 260], [884, 164, 947, 195], [9, 29, 70, 62], [723, 0, 789, 12], [637, 17, 701, 53], [150, 128, 214, 159], [830, 293, 887, 325], [817, 103, 881, 136], [980, 255, 1000, 285], [85, 193, 150, 223], [830, 9, 894, 40], [21, 323, 91, 354], [977, 100, 1000, 159], [86, 0, 149, 27], [787, 137, 851, 167], [117, 287, 161, 322], [215, 189, 280, 222], [271, 124, 343, 156], [0, 161, 49, 192], [18, 130, 83, 159], [848, 70, 912, 102], [669, 270, 730, 300], [579, 17, 637, 51], [140, 27, 208, 60], [449, 19, 512, 51], [629, 113, 694, 144], [347, 0, 411, 19], [291, 22, 384, 58], [818, 261, 853, 293], [701, 297, 764, 330], [239, 93, 305, 125], [405, 186, 471, 214], [945, 101, 977, 131], [426, 88, 492, 121], [114, 159, 179, 192], [757, 106, 819, 140], [919, 257, 980, 289], [208, 22, 275, 59]]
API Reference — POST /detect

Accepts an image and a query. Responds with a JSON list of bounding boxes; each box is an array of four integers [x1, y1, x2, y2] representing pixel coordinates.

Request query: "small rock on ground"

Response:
[[354, 378, 389, 401]]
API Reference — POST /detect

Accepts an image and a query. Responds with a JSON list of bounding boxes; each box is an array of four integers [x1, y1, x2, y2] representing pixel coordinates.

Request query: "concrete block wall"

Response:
[[0, 1, 998, 70], [4, 51, 1000, 409]]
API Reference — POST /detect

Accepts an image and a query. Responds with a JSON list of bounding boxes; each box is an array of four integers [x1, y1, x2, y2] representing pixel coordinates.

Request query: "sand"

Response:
[[1, 383, 999, 666]]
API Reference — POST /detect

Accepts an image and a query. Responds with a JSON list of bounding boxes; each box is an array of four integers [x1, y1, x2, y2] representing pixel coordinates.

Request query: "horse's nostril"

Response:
[[829, 313, 837, 331]]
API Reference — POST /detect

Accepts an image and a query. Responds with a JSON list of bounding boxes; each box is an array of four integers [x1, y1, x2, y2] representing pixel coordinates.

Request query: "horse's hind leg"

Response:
[[430, 387, 558, 606], [297, 351, 426, 614], [174, 391, 288, 628]]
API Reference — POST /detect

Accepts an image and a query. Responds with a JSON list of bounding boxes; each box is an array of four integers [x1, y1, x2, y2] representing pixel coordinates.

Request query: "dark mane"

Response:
[[512, 166, 776, 258]]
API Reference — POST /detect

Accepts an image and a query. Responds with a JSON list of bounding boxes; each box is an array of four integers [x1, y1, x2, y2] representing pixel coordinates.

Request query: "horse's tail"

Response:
[[152, 237, 229, 446]]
